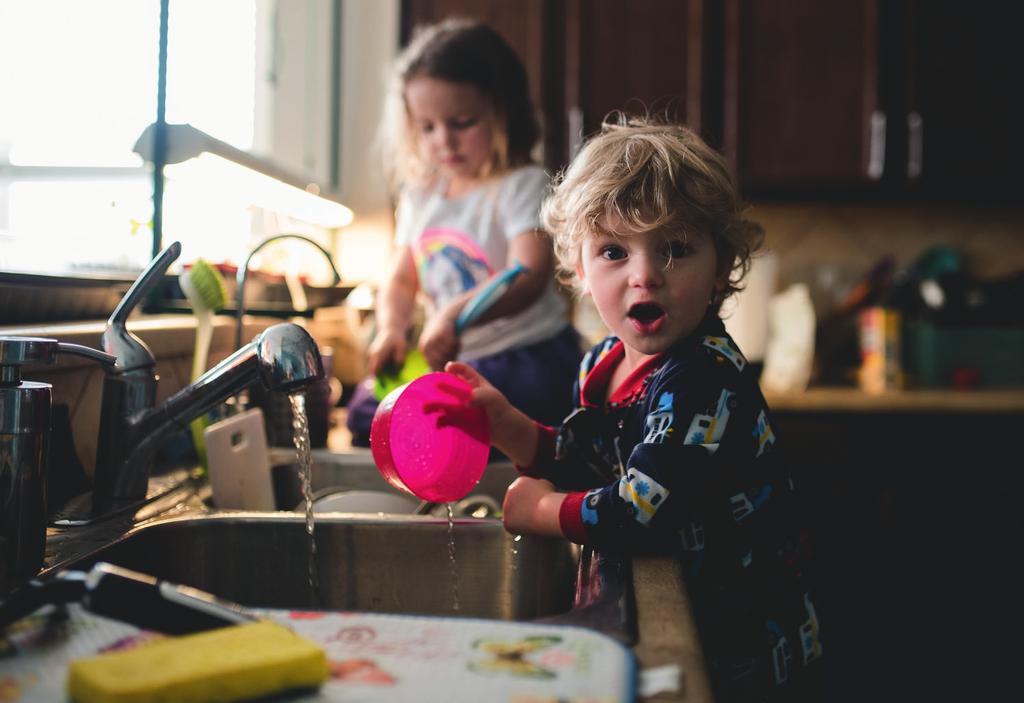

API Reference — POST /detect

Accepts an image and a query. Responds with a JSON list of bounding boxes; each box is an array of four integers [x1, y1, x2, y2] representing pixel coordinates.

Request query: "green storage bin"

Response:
[[905, 320, 1024, 387]]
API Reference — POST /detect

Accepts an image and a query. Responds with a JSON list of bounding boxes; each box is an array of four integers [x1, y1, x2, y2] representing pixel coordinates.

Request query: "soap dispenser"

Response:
[[0, 337, 115, 593]]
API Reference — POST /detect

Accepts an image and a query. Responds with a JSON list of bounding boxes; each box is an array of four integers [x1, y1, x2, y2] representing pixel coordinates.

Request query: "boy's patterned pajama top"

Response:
[[518, 314, 824, 697]]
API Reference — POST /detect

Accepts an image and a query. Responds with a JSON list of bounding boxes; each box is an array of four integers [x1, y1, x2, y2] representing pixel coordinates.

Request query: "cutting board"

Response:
[[1, 604, 635, 702], [204, 408, 277, 510]]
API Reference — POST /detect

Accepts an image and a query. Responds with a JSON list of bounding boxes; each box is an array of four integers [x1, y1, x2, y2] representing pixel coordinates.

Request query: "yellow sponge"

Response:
[[68, 620, 328, 703]]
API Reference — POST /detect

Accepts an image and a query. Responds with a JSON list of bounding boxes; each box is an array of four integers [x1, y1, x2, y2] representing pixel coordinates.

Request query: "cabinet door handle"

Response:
[[568, 106, 584, 160], [867, 110, 886, 180], [906, 111, 923, 180]]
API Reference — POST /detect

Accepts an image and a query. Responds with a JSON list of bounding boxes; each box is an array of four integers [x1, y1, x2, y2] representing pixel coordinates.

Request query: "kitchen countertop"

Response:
[[8, 313, 1018, 415], [630, 557, 712, 702], [0, 314, 283, 368], [764, 385, 1024, 413]]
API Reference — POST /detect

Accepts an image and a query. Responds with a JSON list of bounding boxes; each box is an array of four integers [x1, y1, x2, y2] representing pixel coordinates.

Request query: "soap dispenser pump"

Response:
[[0, 337, 115, 593]]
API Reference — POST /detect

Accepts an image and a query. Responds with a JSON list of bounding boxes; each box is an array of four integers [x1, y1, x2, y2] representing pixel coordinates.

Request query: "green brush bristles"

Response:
[[182, 258, 228, 312], [180, 258, 229, 471]]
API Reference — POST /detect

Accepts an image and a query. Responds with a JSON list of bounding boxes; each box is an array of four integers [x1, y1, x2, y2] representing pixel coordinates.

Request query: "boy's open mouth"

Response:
[[627, 302, 665, 325]]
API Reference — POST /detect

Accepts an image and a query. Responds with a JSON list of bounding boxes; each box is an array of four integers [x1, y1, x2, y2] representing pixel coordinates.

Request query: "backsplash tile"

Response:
[[751, 203, 1024, 317]]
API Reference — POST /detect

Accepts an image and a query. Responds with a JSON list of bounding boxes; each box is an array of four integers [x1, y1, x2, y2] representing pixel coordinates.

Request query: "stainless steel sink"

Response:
[[58, 513, 578, 622], [42, 451, 635, 643]]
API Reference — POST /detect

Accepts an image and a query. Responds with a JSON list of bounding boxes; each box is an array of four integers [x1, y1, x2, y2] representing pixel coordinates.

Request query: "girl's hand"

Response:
[[445, 362, 541, 467], [418, 310, 459, 370], [502, 476, 565, 537], [367, 328, 408, 377]]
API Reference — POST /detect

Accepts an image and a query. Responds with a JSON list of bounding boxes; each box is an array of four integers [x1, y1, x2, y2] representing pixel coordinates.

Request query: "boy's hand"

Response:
[[444, 362, 539, 466], [443, 362, 511, 422], [502, 477, 565, 538]]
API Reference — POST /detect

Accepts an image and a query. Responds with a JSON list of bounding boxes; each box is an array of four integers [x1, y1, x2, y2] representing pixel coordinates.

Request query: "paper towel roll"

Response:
[[761, 283, 816, 394], [722, 251, 779, 362]]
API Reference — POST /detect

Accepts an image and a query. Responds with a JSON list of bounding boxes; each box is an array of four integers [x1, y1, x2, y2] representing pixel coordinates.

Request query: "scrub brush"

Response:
[[179, 258, 228, 468], [373, 262, 528, 400]]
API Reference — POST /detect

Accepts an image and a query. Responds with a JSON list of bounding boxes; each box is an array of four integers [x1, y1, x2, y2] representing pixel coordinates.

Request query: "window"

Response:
[[0, 0, 259, 275]]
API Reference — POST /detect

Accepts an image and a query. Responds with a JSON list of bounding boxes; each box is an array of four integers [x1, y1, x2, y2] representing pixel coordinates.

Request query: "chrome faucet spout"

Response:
[[92, 242, 324, 518]]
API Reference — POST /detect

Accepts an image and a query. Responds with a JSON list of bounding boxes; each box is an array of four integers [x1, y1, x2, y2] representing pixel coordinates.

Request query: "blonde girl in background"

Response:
[[346, 18, 581, 445]]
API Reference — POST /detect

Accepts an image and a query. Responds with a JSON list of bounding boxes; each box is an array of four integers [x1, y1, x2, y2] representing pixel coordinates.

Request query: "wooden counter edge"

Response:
[[632, 555, 714, 703], [763, 386, 1024, 413]]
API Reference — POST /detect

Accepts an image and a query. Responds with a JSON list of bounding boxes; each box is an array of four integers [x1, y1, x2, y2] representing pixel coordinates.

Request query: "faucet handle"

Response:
[[103, 241, 181, 372]]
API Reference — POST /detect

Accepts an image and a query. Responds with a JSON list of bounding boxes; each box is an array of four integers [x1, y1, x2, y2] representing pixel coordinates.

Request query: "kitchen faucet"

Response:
[[234, 233, 341, 350], [92, 241, 324, 517]]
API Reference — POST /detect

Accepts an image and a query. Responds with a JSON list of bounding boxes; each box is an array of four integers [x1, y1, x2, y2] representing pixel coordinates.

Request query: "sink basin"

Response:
[[57, 513, 578, 622], [43, 452, 635, 643], [269, 449, 520, 514]]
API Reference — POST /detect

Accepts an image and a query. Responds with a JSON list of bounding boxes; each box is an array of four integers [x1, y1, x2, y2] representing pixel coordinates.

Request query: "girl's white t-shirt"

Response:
[[394, 165, 568, 361]]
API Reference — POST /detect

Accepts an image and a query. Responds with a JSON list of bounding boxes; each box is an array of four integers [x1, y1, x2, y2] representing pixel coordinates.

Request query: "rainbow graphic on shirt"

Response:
[[413, 227, 493, 303]]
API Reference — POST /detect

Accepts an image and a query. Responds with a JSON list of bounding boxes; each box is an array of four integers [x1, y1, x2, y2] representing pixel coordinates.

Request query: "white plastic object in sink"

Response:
[[308, 489, 419, 514]]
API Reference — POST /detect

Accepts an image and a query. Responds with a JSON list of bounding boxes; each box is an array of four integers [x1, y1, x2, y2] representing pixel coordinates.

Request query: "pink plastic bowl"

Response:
[[370, 372, 490, 503]]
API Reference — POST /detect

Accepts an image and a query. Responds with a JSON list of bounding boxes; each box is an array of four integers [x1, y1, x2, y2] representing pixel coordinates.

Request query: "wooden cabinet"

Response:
[[563, 0, 713, 159], [776, 406, 1024, 701], [722, 0, 883, 194], [401, 0, 714, 171], [894, 1, 1024, 204], [723, 0, 1024, 202], [401, 0, 567, 170], [401, 0, 1023, 203]]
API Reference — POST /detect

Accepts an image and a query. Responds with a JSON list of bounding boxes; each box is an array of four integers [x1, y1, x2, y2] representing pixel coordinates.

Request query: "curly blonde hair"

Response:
[[541, 116, 763, 309], [379, 18, 540, 196]]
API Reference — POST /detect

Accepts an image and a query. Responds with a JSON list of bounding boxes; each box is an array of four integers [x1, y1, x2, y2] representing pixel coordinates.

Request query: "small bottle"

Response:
[[857, 305, 903, 394]]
